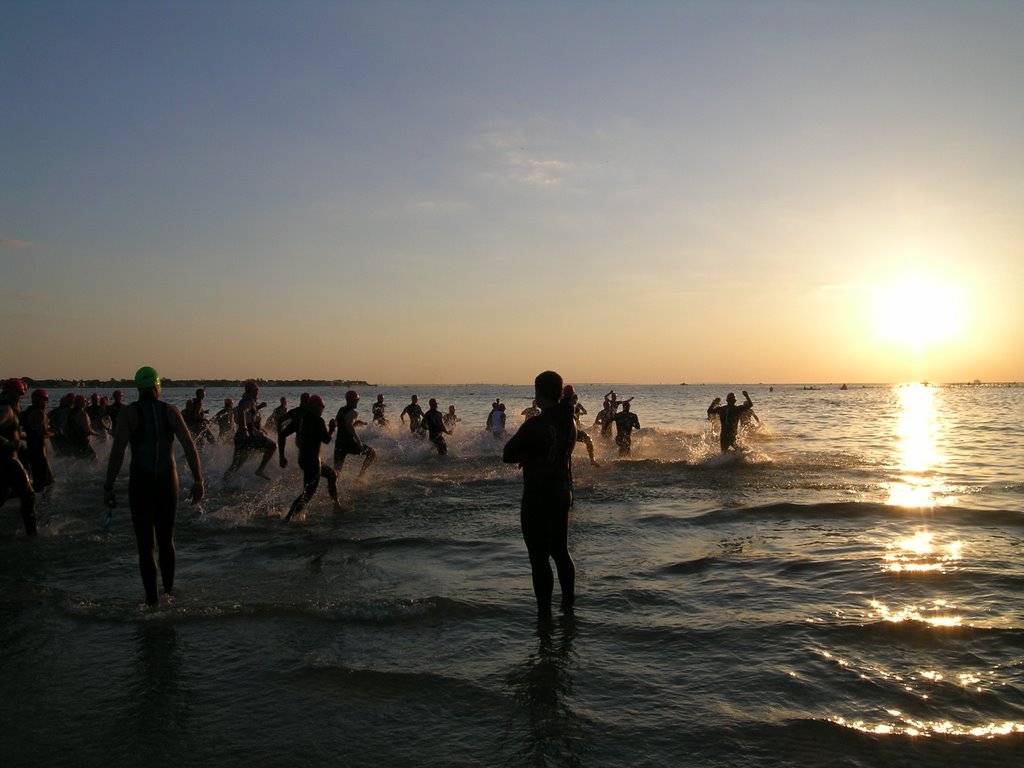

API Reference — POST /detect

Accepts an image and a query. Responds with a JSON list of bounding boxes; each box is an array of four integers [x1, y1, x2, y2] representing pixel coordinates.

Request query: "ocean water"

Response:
[[2, 382, 1022, 767]]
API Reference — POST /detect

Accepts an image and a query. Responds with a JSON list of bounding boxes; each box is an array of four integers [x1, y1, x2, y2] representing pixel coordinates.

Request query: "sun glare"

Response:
[[872, 271, 965, 351]]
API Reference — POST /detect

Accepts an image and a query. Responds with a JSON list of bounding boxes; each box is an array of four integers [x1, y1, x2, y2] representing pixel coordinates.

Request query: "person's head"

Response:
[[534, 370, 563, 407], [112, 390, 123, 402], [498, 403, 506, 411], [74, 395, 87, 409], [195, 388, 206, 399], [134, 366, 161, 394], [308, 394, 325, 412], [2, 378, 27, 402], [100, 396, 109, 406], [428, 398, 438, 409], [726, 393, 736, 404], [411, 394, 418, 403], [224, 397, 234, 408], [299, 392, 310, 405], [377, 394, 384, 403], [345, 390, 359, 405], [280, 396, 287, 405], [622, 401, 631, 411], [90, 393, 99, 405], [244, 379, 259, 396], [31, 389, 49, 406], [61, 393, 75, 407], [448, 405, 456, 414]]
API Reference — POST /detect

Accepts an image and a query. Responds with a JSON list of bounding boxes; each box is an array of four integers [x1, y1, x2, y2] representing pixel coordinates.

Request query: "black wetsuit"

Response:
[[127, 394, 179, 605], [612, 409, 641, 456], [0, 398, 37, 535], [67, 407, 97, 459], [503, 402, 577, 611], [286, 413, 337, 520], [401, 402, 424, 433], [421, 408, 448, 455], [708, 399, 753, 451], [20, 403, 54, 491]]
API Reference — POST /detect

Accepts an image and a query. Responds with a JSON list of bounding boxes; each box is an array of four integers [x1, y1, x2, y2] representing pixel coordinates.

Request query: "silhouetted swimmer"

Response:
[[503, 370, 577, 615], [334, 390, 375, 478], [421, 398, 452, 455], [487, 400, 507, 438], [20, 388, 55, 493], [213, 398, 234, 440], [0, 378, 37, 535], [565, 387, 598, 466], [707, 390, 754, 452], [612, 401, 641, 456], [282, 395, 342, 520], [104, 366, 204, 606], [442, 404, 461, 431], [372, 394, 388, 426], [224, 380, 276, 480], [400, 394, 424, 434], [68, 394, 101, 459]]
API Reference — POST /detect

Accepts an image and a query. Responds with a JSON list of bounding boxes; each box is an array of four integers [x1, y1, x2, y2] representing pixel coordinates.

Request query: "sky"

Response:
[[3, 0, 1022, 385]]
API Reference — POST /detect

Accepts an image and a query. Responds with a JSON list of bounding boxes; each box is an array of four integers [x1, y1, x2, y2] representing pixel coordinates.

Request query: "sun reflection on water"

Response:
[[882, 529, 964, 573], [886, 383, 955, 508]]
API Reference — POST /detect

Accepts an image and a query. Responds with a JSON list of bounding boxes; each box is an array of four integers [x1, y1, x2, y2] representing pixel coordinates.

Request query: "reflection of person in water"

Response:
[[131, 623, 189, 738], [506, 613, 581, 765]]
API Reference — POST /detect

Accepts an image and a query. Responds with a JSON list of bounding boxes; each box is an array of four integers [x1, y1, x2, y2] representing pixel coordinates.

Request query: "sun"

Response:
[[872, 271, 965, 351]]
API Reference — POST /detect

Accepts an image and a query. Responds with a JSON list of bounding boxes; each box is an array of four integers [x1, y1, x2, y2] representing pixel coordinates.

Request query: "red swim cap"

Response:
[[345, 390, 359, 403], [74, 395, 87, 408], [244, 379, 258, 393], [3, 378, 27, 396], [32, 388, 49, 402], [308, 395, 325, 409], [225, 398, 233, 407]]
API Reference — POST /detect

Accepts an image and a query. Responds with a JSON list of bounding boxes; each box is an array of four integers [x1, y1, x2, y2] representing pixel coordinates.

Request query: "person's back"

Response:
[[504, 402, 576, 501]]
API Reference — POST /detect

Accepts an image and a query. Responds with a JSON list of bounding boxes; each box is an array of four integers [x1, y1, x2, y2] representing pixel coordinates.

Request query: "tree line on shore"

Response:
[[15, 377, 374, 390]]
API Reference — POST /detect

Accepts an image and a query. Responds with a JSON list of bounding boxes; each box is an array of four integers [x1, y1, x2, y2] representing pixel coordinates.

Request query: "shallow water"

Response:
[[3, 383, 1022, 766]]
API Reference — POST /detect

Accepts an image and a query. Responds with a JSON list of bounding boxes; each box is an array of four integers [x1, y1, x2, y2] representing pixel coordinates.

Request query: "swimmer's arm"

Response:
[[168, 406, 204, 501], [104, 406, 137, 492]]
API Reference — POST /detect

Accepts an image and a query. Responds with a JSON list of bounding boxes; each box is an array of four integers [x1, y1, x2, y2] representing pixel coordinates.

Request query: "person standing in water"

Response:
[[566, 388, 599, 466], [707, 391, 754, 452], [103, 366, 204, 606], [371, 394, 388, 426], [503, 370, 577, 615]]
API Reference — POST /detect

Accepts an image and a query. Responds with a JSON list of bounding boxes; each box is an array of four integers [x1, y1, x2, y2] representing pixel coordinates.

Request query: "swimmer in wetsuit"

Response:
[[104, 366, 204, 606], [612, 401, 641, 456], [707, 391, 754, 452], [565, 388, 599, 466], [372, 394, 388, 426], [0, 378, 37, 535], [20, 388, 55, 493], [223, 380, 276, 480], [421, 398, 452, 455], [334, 390, 375, 478], [282, 394, 342, 520], [503, 370, 577, 615], [400, 395, 424, 434]]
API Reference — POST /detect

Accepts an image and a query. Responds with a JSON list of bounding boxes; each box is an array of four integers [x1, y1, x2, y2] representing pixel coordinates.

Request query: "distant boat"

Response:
[[840, 383, 848, 390]]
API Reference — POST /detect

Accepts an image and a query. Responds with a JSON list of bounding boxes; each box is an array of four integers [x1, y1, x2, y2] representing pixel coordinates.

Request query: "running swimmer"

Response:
[[707, 391, 754, 452], [400, 395, 424, 434], [0, 378, 37, 535], [282, 395, 343, 520], [20, 389, 55, 493], [223, 380, 277, 480], [612, 401, 641, 456], [421, 398, 452, 456], [334, 390, 375, 479]]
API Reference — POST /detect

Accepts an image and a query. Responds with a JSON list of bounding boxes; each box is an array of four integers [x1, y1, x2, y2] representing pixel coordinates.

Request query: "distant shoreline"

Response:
[[12, 378, 1021, 390]]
